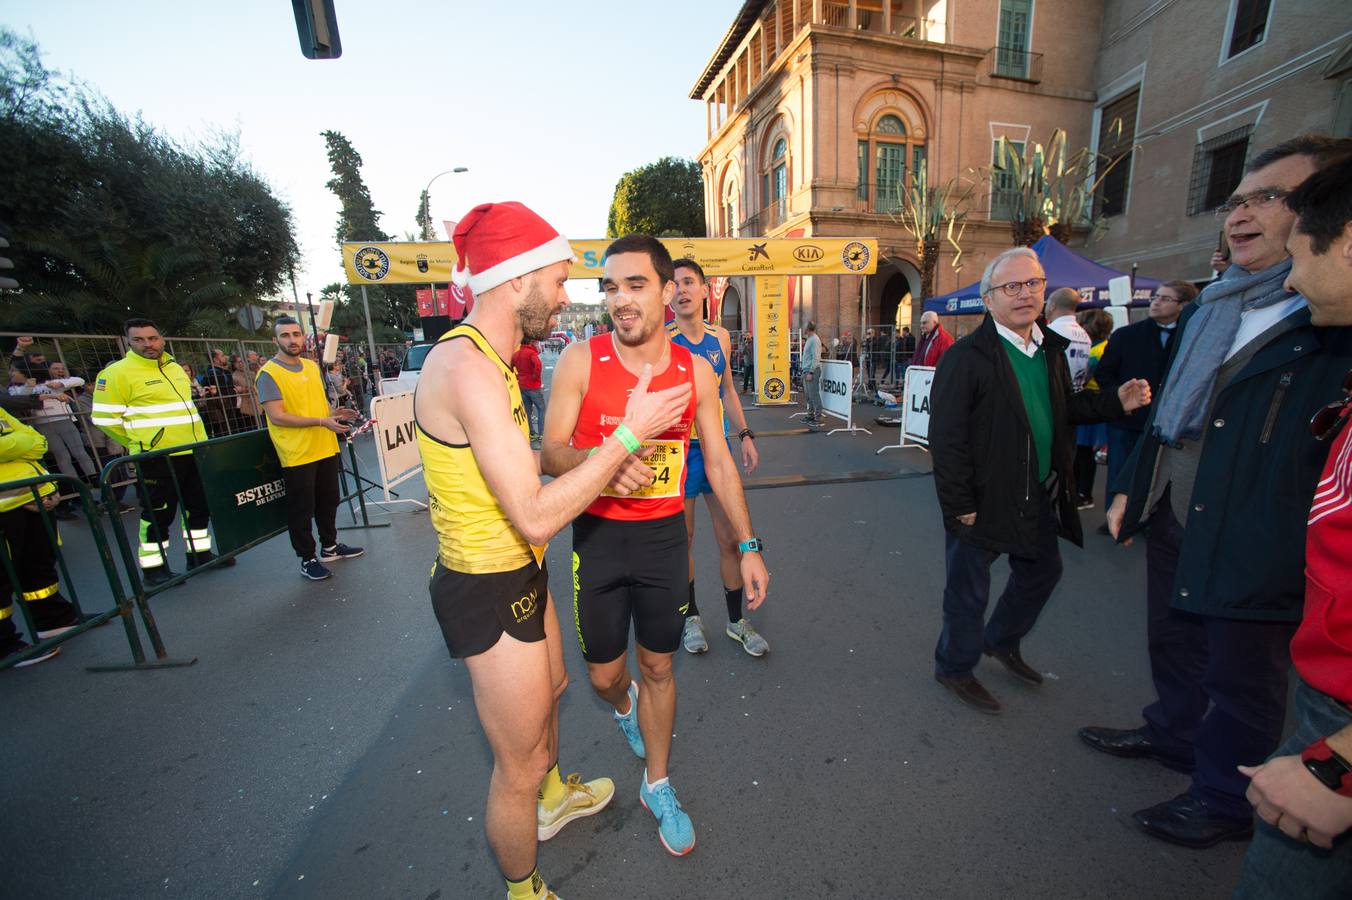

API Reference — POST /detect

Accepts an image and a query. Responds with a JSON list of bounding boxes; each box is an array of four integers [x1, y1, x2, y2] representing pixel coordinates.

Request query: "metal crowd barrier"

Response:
[[0, 473, 151, 671]]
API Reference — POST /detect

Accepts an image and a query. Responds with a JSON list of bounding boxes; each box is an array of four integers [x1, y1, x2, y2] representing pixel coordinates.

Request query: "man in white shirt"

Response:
[[1044, 288, 1092, 390]]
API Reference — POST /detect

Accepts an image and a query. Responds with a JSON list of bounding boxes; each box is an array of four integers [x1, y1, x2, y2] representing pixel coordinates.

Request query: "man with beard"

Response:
[[665, 258, 766, 657], [542, 235, 769, 857], [414, 203, 692, 900], [255, 316, 364, 581]]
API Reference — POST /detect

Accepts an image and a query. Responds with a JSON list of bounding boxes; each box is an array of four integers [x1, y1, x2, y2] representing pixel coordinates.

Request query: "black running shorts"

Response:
[[429, 558, 549, 659], [571, 512, 689, 663]]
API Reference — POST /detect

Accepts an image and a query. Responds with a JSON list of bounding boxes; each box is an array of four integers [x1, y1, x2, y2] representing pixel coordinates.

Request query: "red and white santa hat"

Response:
[[450, 201, 574, 295]]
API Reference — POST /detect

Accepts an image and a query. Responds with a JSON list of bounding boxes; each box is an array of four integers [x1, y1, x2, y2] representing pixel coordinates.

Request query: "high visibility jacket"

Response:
[[91, 351, 207, 455], [0, 408, 56, 512]]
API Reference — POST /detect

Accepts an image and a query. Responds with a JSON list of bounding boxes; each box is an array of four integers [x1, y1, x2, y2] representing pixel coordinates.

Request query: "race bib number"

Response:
[[601, 439, 685, 499]]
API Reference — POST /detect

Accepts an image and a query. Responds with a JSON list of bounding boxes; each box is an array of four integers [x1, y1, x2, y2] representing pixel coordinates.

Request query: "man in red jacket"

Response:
[[1233, 154, 1352, 897], [915, 311, 954, 367], [511, 339, 545, 441]]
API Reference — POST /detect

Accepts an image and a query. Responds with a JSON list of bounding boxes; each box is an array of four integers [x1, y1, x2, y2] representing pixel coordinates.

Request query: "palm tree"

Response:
[[990, 125, 1134, 246], [13, 236, 246, 335], [889, 166, 977, 301]]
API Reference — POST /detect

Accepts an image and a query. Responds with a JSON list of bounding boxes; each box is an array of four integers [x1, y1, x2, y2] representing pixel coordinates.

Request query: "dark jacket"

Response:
[[930, 314, 1126, 557], [1094, 317, 1177, 432], [1114, 303, 1352, 621]]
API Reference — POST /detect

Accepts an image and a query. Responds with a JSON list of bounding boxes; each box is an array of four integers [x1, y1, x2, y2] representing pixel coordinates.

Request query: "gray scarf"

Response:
[[1151, 258, 1295, 445]]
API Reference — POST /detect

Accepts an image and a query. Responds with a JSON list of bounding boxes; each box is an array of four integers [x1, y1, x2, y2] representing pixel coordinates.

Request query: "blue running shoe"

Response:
[[614, 680, 645, 759], [638, 777, 695, 856]]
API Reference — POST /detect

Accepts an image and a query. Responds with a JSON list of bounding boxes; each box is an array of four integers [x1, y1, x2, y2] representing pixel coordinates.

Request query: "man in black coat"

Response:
[[929, 247, 1152, 714], [1083, 134, 1352, 850], [1093, 280, 1197, 505]]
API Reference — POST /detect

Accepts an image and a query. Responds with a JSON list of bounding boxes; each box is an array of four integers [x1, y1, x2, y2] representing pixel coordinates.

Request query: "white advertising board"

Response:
[[817, 359, 870, 436], [369, 390, 426, 504], [902, 365, 935, 446]]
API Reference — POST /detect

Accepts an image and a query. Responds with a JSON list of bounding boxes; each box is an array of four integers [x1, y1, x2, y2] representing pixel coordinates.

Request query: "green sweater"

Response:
[[1000, 340, 1053, 483]]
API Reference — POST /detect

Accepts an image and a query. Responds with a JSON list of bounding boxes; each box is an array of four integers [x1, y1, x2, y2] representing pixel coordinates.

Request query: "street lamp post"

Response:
[[420, 167, 469, 332], [421, 167, 469, 241]]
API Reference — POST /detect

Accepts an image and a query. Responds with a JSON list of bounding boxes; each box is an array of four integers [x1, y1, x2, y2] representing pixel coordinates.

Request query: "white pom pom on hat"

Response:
[[450, 201, 575, 295]]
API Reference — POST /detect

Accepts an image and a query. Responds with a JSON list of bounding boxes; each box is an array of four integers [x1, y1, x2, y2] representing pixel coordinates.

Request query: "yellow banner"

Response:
[[342, 238, 878, 284], [571, 238, 877, 278], [342, 242, 457, 285], [754, 276, 792, 405]]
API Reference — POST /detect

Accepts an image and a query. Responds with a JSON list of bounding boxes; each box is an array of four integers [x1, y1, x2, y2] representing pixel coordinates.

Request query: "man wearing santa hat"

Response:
[[413, 202, 692, 900], [541, 234, 770, 858]]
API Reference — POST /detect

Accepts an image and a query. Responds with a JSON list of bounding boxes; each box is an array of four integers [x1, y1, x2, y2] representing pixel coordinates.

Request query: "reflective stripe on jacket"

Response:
[[0, 408, 56, 512], [91, 351, 206, 455]]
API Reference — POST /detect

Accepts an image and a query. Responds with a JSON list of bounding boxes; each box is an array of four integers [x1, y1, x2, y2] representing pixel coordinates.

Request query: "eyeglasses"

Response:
[[1214, 189, 1288, 218], [1309, 371, 1352, 441], [989, 277, 1047, 298]]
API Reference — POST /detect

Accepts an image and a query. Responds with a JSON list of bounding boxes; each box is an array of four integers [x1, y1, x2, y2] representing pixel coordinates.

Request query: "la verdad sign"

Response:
[[819, 359, 853, 422], [903, 365, 936, 446], [369, 391, 423, 501]]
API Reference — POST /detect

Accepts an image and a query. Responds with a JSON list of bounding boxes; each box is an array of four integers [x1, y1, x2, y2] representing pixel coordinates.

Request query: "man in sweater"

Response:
[[800, 322, 824, 426], [1232, 152, 1352, 897], [928, 248, 1151, 714]]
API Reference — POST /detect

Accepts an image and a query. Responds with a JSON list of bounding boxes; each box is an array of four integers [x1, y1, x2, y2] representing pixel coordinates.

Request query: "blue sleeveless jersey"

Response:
[[667, 320, 727, 441]]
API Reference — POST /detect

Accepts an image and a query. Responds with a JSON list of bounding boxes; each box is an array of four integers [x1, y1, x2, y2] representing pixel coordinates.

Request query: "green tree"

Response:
[[321, 129, 417, 335], [606, 157, 706, 238], [0, 29, 299, 330]]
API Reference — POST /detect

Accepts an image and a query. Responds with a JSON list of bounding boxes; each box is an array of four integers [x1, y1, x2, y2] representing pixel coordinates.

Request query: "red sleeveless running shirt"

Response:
[[572, 334, 697, 521]]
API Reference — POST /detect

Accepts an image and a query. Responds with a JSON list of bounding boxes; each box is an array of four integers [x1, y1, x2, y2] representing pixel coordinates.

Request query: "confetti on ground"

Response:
[[1043, 672, 1060, 680]]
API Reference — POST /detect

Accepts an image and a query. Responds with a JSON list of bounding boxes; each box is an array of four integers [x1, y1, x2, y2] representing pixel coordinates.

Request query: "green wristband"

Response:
[[613, 423, 642, 454]]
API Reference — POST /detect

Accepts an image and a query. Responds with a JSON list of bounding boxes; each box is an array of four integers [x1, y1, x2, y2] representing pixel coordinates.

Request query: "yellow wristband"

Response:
[[613, 423, 641, 454]]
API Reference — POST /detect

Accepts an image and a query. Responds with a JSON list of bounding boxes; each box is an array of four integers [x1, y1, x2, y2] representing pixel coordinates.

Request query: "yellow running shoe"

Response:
[[537, 772, 615, 841]]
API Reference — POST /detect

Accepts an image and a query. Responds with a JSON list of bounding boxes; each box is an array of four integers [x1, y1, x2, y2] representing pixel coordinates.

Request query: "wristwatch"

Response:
[[1302, 739, 1352, 797], [738, 428, 755, 440], [737, 538, 764, 554]]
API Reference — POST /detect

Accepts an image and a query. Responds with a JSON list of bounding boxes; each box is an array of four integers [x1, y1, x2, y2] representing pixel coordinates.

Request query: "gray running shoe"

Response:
[[726, 618, 768, 657], [681, 615, 708, 654]]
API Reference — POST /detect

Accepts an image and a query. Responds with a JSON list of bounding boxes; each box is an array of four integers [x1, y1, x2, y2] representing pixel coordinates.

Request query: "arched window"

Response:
[[761, 134, 790, 229], [722, 178, 739, 236], [857, 113, 927, 212]]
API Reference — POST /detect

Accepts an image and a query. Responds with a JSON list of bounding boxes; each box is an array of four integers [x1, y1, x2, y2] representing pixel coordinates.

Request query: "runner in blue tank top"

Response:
[[667, 258, 769, 657]]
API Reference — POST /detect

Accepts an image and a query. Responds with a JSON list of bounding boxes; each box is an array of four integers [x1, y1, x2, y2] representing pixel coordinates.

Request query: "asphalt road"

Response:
[[0, 389, 1251, 899]]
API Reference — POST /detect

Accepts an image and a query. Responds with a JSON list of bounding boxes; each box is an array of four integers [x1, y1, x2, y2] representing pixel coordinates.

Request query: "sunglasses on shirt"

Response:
[[1309, 371, 1352, 441]]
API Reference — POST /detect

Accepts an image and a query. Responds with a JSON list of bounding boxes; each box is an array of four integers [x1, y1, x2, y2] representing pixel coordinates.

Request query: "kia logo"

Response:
[[793, 245, 824, 262]]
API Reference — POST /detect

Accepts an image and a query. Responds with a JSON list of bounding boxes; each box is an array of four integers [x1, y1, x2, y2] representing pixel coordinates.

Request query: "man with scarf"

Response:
[[1080, 135, 1352, 849]]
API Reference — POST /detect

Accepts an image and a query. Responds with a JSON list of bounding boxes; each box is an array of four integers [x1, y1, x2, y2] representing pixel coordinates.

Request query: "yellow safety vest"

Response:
[[258, 357, 339, 467], [91, 351, 206, 455], [0, 408, 56, 513]]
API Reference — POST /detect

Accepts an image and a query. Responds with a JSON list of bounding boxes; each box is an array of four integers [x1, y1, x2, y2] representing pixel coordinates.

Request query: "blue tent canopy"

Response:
[[924, 235, 1162, 315]]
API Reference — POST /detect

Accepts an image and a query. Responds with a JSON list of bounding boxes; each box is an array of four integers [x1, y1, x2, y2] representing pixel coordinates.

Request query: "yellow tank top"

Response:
[[258, 358, 339, 467], [416, 324, 542, 574]]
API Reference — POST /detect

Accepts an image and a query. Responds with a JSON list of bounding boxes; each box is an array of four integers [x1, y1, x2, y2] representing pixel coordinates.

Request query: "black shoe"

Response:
[[1132, 793, 1253, 848], [2, 639, 61, 667], [983, 646, 1043, 685], [189, 551, 235, 568], [935, 673, 1001, 714], [141, 567, 180, 588], [1077, 725, 1194, 773], [1096, 522, 1111, 536]]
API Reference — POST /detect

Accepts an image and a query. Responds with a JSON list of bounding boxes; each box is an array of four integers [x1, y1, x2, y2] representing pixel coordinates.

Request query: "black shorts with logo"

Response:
[[571, 512, 689, 663], [429, 558, 549, 659]]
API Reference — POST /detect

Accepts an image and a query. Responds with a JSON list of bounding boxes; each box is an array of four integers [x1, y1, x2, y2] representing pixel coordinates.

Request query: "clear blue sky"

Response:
[[3, 0, 734, 296]]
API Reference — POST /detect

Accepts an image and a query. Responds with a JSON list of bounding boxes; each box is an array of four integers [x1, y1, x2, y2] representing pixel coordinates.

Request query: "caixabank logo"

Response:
[[355, 246, 391, 281], [762, 377, 787, 400], [841, 241, 871, 272]]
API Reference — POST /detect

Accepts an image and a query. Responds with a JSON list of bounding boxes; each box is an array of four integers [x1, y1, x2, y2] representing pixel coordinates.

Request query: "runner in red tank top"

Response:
[[542, 235, 769, 858]]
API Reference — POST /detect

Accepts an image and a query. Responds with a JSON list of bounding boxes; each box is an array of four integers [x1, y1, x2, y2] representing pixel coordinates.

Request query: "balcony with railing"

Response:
[[740, 198, 790, 236], [854, 181, 907, 215], [820, 1, 921, 38], [989, 45, 1043, 83]]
